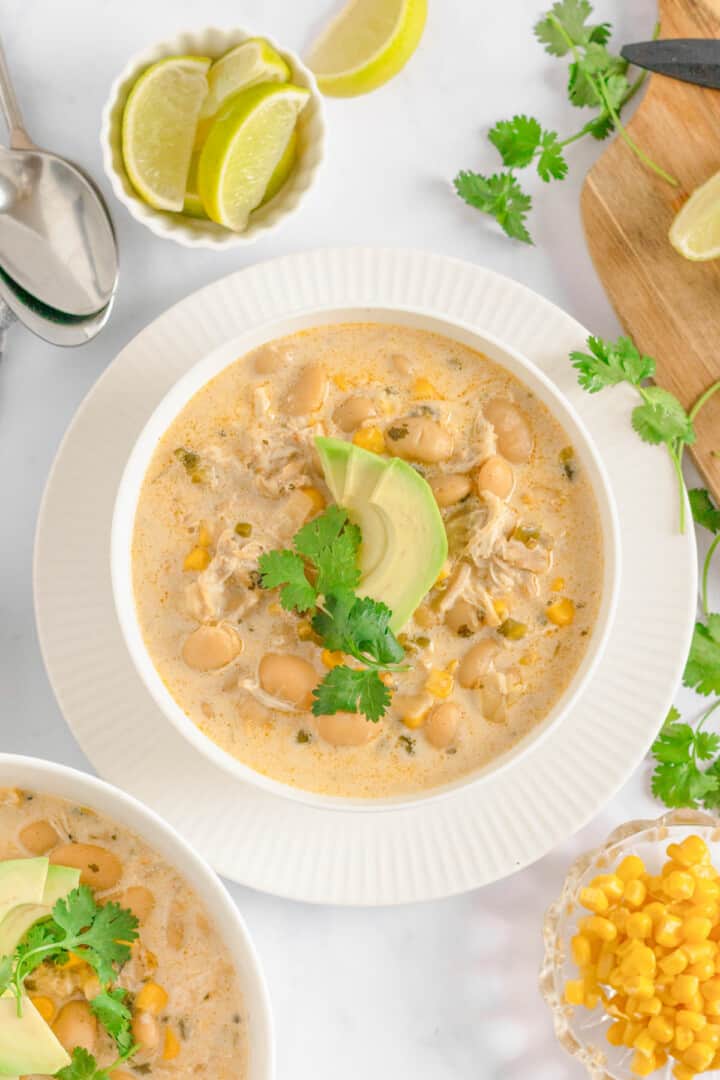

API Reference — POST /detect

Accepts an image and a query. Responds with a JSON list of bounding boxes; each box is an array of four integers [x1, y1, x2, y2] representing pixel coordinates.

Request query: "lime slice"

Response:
[[194, 38, 290, 147], [197, 83, 309, 231], [670, 170, 720, 262], [261, 129, 297, 206], [122, 56, 210, 211], [183, 154, 206, 218], [306, 0, 427, 97]]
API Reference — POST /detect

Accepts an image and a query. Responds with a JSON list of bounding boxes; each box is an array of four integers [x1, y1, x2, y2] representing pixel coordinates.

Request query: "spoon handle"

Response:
[[0, 38, 33, 150], [0, 297, 15, 359]]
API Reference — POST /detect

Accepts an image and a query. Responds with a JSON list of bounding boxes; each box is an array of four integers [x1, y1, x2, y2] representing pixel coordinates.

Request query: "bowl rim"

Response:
[[110, 302, 621, 813], [0, 752, 275, 1079], [99, 25, 326, 249]]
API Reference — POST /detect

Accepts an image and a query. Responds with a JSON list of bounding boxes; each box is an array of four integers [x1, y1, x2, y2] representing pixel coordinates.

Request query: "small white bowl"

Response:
[[0, 753, 274, 1079], [100, 26, 325, 248], [111, 305, 621, 812]]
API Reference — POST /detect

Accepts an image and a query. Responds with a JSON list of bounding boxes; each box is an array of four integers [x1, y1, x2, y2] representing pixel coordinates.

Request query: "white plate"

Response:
[[34, 248, 696, 905]]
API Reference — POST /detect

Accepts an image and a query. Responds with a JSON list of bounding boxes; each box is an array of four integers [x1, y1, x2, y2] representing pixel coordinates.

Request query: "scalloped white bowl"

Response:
[[0, 753, 274, 1077], [100, 27, 325, 248]]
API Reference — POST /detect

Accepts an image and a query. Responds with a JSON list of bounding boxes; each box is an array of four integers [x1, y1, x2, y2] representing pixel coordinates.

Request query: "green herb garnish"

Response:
[[650, 489, 720, 810], [454, 0, 676, 243], [89, 987, 135, 1056], [56, 1045, 136, 1080], [570, 335, 720, 533], [258, 507, 405, 722]]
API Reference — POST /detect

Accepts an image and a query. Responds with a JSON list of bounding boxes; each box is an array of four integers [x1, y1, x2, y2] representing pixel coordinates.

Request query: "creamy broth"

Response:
[[132, 324, 603, 797], [0, 787, 247, 1078]]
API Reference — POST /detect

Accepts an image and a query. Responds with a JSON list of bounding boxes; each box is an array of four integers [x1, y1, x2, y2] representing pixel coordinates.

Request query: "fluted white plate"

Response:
[[34, 249, 696, 905]]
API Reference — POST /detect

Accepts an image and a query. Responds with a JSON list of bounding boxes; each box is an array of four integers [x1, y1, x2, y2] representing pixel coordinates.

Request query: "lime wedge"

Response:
[[197, 83, 309, 232], [195, 38, 290, 147], [122, 56, 210, 211], [306, 0, 427, 97], [183, 154, 206, 218], [670, 170, 720, 262], [261, 129, 297, 206]]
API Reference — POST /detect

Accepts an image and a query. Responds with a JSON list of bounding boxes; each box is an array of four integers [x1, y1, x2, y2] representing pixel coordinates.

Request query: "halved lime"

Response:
[[670, 170, 720, 262], [122, 56, 210, 211], [197, 83, 309, 231], [194, 38, 290, 147], [306, 0, 427, 97]]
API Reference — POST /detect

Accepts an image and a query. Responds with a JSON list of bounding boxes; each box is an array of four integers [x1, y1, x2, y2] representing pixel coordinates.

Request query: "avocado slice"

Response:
[[315, 436, 350, 502], [0, 991, 70, 1074], [315, 437, 447, 630], [0, 864, 80, 957], [0, 859, 49, 924]]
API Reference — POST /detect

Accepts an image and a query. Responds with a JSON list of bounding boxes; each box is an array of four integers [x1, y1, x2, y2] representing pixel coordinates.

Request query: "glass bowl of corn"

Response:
[[540, 810, 720, 1080]]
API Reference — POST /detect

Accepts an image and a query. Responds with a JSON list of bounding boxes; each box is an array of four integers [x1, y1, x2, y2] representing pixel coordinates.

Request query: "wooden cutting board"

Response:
[[581, 0, 720, 504]]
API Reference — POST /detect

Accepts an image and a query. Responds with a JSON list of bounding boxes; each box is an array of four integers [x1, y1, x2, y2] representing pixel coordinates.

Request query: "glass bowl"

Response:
[[540, 809, 720, 1079]]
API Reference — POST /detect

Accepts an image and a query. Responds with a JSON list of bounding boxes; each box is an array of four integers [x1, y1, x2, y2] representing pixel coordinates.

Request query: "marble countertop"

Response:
[[1, 1, 715, 1076]]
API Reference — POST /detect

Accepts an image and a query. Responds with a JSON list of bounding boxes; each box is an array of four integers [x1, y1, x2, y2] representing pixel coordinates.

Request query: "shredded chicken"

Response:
[[446, 492, 515, 565], [443, 411, 497, 474], [237, 678, 299, 713], [495, 537, 553, 575], [185, 530, 267, 623]]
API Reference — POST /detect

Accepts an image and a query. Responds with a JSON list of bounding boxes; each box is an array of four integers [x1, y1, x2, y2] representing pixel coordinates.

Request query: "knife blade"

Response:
[[621, 39, 720, 90]]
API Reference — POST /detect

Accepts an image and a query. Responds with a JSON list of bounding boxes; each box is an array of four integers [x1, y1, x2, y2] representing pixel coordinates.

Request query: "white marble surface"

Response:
[[1, 1, 717, 1077]]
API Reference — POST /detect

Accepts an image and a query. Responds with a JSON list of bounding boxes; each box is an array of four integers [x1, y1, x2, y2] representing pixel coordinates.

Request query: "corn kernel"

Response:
[[634, 1029, 657, 1056], [694, 879, 720, 903], [583, 915, 617, 942], [352, 426, 385, 454], [684, 941, 716, 964], [630, 1050, 657, 1076], [661, 948, 689, 976], [674, 1025, 695, 1052], [625, 975, 656, 998], [492, 598, 509, 621], [683, 1041, 715, 1071], [584, 988, 601, 1009], [674, 975, 701, 1004], [322, 649, 344, 669], [425, 668, 454, 699], [701, 977, 720, 1001], [624, 1020, 645, 1047], [546, 597, 575, 626], [412, 377, 441, 400], [617, 855, 646, 882], [197, 524, 212, 547], [677, 1010, 707, 1033], [625, 880, 648, 908], [571, 934, 593, 968], [622, 943, 656, 978], [672, 1066, 697, 1080], [300, 486, 326, 516], [580, 886, 610, 915], [648, 1014, 674, 1044], [593, 873, 625, 903], [702, 1023, 720, 1047], [135, 981, 168, 1015], [564, 980, 585, 1005], [606, 1019, 625, 1046], [163, 1026, 181, 1061], [684, 917, 713, 944], [596, 949, 614, 981], [627, 912, 653, 940], [550, 576, 565, 592], [30, 995, 55, 1022], [688, 957, 716, 982], [656, 914, 685, 948], [183, 545, 210, 571], [637, 996, 662, 1016], [666, 871, 697, 901]]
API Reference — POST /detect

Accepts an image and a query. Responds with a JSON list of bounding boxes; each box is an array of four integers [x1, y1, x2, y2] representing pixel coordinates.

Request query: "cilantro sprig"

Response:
[[454, 0, 676, 243], [650, 489, 720, 810], [569, 335, 720, 533], [258, 507, 405, 722], [56, 1045, 136, 1080]]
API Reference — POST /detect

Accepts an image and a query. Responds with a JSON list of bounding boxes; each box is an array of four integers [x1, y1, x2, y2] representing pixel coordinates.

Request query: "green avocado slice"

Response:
[[315, 437, 448, 630], [0, 864, 81, 957], [0, 991, 70, 1074], [0, 859, 49, 924]]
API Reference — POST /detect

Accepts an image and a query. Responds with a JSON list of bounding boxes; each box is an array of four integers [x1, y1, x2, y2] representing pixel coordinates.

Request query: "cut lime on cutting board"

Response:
[[195, 38, 291, 147], [306, 0, 427, 97], [670, 170, 720, 262], [122, 55, 210, 211], [197, 83, 309, 231]]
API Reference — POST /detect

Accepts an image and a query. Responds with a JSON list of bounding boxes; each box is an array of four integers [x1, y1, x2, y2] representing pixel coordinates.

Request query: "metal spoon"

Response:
[[0, 37, 118, 318], [0, 272, 113, 347]]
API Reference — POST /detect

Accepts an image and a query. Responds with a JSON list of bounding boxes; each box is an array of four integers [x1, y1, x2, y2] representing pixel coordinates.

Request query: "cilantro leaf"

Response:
[[258, 549, 317, 613], [488, 116, 541, 169], [90, 988, 135, 1056], [312, 666, 391, 723], [454, 171, 533, 244], [690, 488, 720, 534], [314, 528, 362, 595], [568, 60, 601, 108], [632, 388, 695, 446], [684, 616, 720, 697], [51, 889, 139, 985], [534, 0, 594, 55], [570, 335, 655, 393], [652, 721, 696, 765], [651, 760, 719, 809], [537, 131, 568, 181], [585, 110, 614, 140], [56, 1047, 110, 1080], [294, 506, 357, 561], [311, 589, 357, 652], [312, 594, 404, 668], [700, 761, 720, 810]]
